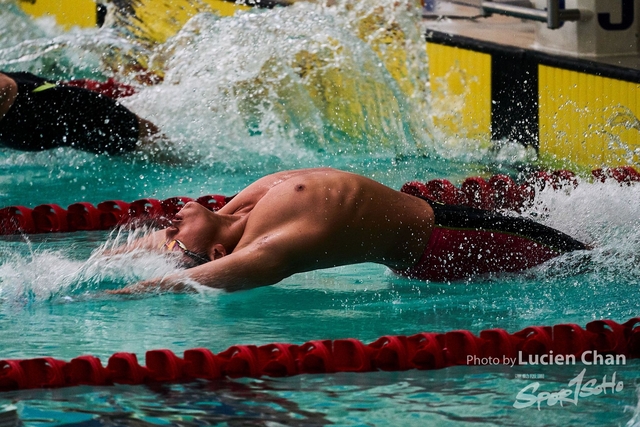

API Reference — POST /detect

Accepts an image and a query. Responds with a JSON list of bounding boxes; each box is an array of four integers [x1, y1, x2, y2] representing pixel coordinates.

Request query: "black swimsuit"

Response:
[[0, 72, 139, 155], [395, 194, 588, 281]]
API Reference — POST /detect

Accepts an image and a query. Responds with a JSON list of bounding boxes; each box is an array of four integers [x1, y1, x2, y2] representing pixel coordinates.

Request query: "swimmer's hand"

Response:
[[106, 277, 195, 294]]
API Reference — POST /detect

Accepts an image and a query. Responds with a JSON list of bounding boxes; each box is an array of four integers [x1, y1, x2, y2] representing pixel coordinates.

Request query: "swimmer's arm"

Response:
[[0, 73, 18, 120], [110, 243, 291, 293]]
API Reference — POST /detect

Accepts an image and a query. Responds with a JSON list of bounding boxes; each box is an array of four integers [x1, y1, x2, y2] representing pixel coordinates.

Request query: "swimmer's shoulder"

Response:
[[219, 168, 344, 214]]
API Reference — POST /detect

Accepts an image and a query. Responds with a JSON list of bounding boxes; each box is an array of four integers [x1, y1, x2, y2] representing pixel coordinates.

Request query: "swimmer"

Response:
[[109, 168, 588, 293], [0, 71, 159, 155]]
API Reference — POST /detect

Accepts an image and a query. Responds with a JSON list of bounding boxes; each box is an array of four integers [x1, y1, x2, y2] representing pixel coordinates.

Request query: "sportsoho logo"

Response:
[[466, 351, 626, 410], [513, 368, 624, 410]]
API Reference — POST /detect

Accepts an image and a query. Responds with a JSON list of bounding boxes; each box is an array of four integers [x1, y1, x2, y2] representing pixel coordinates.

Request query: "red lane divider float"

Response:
[[1, 317, 638, 391], [1, 166, 638, 236]]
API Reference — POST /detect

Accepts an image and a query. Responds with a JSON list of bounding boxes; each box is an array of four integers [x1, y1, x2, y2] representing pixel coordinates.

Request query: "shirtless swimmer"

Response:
[[110, 168, 587, 293]]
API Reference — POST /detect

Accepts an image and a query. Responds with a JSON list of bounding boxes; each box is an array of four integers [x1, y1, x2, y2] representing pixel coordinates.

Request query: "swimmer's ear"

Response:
[[211, 243, 227, 260]]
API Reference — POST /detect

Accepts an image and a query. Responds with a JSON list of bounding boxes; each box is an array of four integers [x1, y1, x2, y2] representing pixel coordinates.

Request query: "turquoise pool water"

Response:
[[1, 0, 640, 425]]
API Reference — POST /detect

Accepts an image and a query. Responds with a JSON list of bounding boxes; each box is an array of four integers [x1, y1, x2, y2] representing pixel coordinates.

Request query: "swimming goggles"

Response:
[[163, 239, 211, 266]]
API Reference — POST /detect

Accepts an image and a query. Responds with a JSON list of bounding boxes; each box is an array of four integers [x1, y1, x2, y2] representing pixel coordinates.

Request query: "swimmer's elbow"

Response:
[[188, 245, 291, 292]]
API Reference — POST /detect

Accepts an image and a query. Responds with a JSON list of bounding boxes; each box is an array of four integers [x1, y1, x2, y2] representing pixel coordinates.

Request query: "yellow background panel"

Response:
[[129, 0, 251, 43], [18, 0, 97, 29], [539, 65, 640, 169], [18, 0, 251, 38], [426, 42, 491, 139]]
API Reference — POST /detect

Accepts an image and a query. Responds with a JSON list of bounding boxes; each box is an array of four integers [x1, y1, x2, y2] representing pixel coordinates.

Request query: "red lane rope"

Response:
[[401, 166, 640, 213], [1, 317, 638, 391], [0, 195, 231, 235], [1, 166, 638, 235]]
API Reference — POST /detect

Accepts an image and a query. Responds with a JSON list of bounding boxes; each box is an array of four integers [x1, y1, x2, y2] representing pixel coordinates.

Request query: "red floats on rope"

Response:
[[592, 166, 640, 184], [402, 166, 637, 212], [1, 317, 638, 392], [0, 195, 232, 236]]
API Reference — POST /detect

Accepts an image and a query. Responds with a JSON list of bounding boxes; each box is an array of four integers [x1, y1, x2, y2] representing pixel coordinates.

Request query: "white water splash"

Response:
[[515, 179, 640, 286], [1, 0, 437, 165], [0, 228, 184, 303], [524, 179, 640, 246], [121, 0, 433, 165]]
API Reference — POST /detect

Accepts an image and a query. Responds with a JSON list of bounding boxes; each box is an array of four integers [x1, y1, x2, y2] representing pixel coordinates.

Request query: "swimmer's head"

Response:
[[164, 201, 234, 265]]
